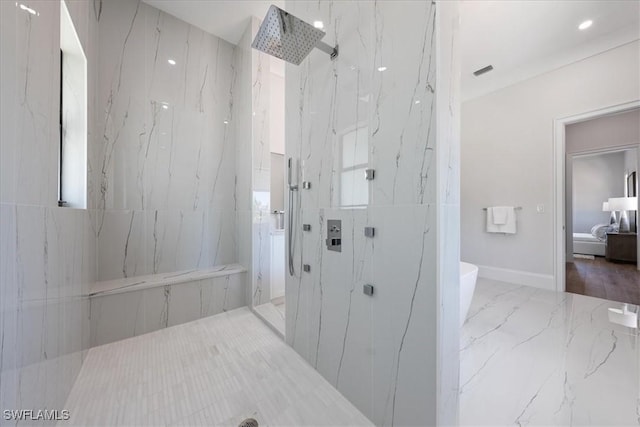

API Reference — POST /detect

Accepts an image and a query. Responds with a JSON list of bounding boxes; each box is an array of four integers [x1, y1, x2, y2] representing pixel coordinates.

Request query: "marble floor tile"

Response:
[[461, 278, 640, 426], [63, 308, 371, 427]]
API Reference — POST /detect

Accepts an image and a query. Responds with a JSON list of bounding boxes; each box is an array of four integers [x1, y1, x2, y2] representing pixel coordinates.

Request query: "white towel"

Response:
[[492, 206, 510, 225], [486, 206, 517, 234]]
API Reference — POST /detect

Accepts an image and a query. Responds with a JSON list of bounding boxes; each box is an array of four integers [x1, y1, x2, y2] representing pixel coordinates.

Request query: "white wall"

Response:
[[235, 19, 273, 307], [566, 108, 640, 153], [285, 1, 460, 424], [94, 1, 237, 281], [572, 152, 625, 233], [1, 0, 96, 413], [461, 40, 639, 287]]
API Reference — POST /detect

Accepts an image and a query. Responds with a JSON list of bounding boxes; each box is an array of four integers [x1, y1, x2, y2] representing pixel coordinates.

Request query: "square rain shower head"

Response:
[[251, 5, 327, 65]]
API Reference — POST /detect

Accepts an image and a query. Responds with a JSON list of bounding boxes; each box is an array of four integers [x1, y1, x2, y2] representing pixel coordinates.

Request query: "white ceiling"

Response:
[[142, 1, 639, 101], [460, 0, 640, 101], [142, 0, 281, 45]]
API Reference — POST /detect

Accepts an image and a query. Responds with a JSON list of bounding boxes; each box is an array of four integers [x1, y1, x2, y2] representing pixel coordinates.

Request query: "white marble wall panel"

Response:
[[0, 204, 19, 414], [1, 0, 96, 418], [234, 27, 253, 307], [12, 1, 60, 207], [235, 19, 272, 308], [251, 15, 272, 307], [90, 272, 245, 347], [285, 1, 460, 425], [97, 210, 147, 280], [93, 0, 237, 280], [0, 2, 17, 204], [0, 204, 95, 417], [96, 207, 236, 281]]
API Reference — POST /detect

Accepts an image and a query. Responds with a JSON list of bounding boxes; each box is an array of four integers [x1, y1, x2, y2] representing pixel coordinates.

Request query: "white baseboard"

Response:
[[477, 264, 555, 291]]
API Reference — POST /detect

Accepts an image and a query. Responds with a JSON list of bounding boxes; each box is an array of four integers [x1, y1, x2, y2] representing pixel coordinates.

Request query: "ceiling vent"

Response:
[[473, 65, 494, 76]]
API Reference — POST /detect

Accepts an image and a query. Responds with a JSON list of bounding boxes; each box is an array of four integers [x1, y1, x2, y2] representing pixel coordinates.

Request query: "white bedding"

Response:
[[573, 232, 606, 256], [573, 232, 600, 243]]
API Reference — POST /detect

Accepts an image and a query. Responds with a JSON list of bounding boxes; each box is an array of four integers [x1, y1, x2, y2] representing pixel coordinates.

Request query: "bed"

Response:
[[573, 232, 606, 256]]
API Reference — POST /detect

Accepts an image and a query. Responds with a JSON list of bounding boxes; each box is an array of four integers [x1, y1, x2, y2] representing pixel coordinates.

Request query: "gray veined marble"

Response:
[[1, 0, 95, 417], [2, 0, 462, 423], [93, 0, 238, 281], [284, 1, 461, 425], [461, 278, 640, 426], [89, 270, 246, 347], [234, 17, 274, 309]]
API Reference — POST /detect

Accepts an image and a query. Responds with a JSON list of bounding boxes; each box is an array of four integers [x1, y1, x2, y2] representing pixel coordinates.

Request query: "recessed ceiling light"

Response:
[[223, 120, 229, 125], [578, 20, 593, 30], [161, 103, 169, 110], [19, 4, 36, 15], [377, 66, 387, 72], [167, 59, 176, 65], [313, 21, 324, 29], [415, 100, 421, 105]]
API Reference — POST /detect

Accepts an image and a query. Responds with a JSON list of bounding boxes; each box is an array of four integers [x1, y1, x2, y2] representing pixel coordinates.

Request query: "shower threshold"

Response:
[[253, 300, 285, 337]]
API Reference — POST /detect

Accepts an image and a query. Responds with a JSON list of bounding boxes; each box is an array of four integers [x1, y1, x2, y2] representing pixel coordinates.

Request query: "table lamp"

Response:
[[608, 197, 638, 233], [602, 201, 617, 225]]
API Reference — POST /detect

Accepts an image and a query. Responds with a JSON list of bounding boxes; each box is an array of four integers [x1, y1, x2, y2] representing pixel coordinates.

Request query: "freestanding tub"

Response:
[[460, 262, 479, 327]]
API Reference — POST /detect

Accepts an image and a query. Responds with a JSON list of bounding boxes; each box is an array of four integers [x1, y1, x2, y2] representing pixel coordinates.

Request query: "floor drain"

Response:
[[238, 418, 259, 427]]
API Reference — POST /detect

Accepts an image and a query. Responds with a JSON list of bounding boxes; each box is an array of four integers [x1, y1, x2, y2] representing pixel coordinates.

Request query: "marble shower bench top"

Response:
[[90, 264, 247, 297]]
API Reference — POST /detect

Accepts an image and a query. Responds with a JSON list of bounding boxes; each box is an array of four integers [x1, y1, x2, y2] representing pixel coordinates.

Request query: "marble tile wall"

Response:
[[1, 0, 95, 419], [90, 271, 246, 347], [235, 19, 272, 308], [2, 0, 245, 417], [93, 0, 237, 281], [284, 1, 460, 425]]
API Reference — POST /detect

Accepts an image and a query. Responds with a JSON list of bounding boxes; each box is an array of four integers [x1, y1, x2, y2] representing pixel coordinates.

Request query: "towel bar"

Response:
[[482, 207, 523, 211]]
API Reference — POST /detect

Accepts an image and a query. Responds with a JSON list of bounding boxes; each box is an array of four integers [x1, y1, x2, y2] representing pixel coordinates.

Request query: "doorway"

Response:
[[554, 102, 640, 304]]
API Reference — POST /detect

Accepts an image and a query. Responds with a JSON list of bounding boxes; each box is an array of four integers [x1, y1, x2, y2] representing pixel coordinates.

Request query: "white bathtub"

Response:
[[460, 262, 479, 327]]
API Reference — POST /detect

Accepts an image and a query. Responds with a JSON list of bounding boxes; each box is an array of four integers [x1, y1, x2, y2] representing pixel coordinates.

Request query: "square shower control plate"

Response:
[[365, 169, 375, 180], [326, 219, 342, 252]]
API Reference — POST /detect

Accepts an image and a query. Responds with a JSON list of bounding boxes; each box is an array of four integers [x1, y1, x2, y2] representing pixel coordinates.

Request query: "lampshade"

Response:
[[602, 202, 612, 212], [608, 197, 638, 211]]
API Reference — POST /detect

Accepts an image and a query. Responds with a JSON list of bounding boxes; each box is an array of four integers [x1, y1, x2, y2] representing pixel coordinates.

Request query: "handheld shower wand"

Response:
[[288, 157, 298, 192], [287, 158, 298, 276]]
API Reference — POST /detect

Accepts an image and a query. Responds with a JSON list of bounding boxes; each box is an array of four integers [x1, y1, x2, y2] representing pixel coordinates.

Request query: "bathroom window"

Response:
[[339, 126, 369, 207], [59, 0, 87, 208]]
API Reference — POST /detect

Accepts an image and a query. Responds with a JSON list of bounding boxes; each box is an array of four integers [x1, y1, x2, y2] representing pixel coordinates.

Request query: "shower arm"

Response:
[[315, 41, 339, 60]]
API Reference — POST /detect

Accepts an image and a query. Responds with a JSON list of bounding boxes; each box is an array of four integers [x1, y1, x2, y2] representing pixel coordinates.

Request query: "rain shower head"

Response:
[[251, 5, 338, 65]]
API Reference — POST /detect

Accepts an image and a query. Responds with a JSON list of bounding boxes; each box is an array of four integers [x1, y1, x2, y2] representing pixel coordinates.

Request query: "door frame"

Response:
[[553, 100, 640, 292]]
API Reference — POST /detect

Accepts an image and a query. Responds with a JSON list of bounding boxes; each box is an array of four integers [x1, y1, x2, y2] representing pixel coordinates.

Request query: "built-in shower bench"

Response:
[[89, 264, 247, 347]]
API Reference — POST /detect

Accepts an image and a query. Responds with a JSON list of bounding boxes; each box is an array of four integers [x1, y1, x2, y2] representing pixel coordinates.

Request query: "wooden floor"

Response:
[[566, 257, 640, 305]]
